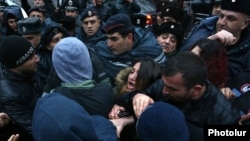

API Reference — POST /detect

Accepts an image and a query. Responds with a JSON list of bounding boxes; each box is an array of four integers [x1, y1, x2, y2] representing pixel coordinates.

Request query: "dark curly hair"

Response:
[[190, 38, 228, 88]]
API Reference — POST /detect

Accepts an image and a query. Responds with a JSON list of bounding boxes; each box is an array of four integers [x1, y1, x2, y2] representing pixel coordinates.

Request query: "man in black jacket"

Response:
[[0, 35, 41, 141]]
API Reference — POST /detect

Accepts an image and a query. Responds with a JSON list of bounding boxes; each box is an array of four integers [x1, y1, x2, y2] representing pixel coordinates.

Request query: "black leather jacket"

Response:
[[0, 67, 41, 139], [118, 79, 241, 126]]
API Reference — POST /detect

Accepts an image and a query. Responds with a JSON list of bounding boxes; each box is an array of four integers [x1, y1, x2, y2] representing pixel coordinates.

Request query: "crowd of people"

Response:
[[0, 0, 250, 141]]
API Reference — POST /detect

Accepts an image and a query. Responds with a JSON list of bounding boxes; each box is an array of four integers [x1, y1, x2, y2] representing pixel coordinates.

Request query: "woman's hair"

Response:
[[190, 39, 228, 88], [116, 58, 162, 96]]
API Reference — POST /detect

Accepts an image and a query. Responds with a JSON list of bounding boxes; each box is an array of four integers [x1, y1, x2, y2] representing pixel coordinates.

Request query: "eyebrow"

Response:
[[164, 83, 178, 91]]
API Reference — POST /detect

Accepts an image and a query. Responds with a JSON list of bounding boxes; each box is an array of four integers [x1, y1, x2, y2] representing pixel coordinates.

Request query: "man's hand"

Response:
[[8, 134, 20, 141], [220, 87, 235, 100], [109, 116, 134, 138], [0, 112, 10, 128], [132, 93, 154, 118], [109, 104, 126, 119], [239, 112, 250, 125], [208, 29, 237, 46]]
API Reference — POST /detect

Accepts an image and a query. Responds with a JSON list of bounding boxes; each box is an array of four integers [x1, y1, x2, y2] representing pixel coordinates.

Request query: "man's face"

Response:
[[16, 53, 40, 76], [29, 11, 45, 23], [82, 16, 101, 37], [65, 9, 78, 18], [161, 73, 192, 103], [216, 9, 249, 37], [7, 18, 17, 31], [22, 34, 41, 48], [106, 32, 132, 55], [156, 33, 177, 54], [34, 0, 45, 6]]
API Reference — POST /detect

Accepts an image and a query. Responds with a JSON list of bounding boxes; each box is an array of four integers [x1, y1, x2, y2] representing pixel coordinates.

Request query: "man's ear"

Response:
[[242, 18, 250, 30], [127, 33, 133, 41], [190, 84, 204, 100]]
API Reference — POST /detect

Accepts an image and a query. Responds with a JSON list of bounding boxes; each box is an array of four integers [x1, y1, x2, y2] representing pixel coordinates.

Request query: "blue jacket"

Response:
[[181, 16, 250, 78], [95, 27, 166, 84], [75, 27, 107, 49]]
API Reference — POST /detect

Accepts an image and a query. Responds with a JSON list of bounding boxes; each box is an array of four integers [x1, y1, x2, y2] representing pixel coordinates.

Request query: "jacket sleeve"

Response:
[[3, 95, 33, 134]]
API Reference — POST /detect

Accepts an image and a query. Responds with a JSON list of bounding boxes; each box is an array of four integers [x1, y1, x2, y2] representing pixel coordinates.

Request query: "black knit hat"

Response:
[[0, 35, 34, 68], [221, 0, 250, 15]]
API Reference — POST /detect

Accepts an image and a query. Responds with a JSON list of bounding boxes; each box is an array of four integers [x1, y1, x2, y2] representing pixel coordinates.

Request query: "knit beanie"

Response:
[[0, 35, 34, 68], [52, 37, 93, 83], [136, 102, 189, 141]]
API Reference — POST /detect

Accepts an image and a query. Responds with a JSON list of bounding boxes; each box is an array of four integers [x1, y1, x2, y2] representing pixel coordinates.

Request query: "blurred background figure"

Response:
[[1, 5, 24, 37], [211, 0, 221, 16], [90, 0, 110, 23], [108, 0, 141, 17]]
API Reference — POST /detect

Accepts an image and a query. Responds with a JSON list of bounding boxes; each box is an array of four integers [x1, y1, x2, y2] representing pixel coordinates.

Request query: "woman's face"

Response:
[[156, 33, 177, 54], [126, 62, 141, 91]]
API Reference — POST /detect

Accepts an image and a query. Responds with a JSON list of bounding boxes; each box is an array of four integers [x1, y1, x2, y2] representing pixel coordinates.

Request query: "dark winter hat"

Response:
[[156, 22, 184, 44], [27, 6, 46, 16], [131, 14, 147, 28], [221, 0, 250, 15], [17, 17, 42, 35], [160, 6, 185, 23], [156, 0, 177, 12], [80, 7, 98, 21], [103, 13, 133, 33], [64, 0, 79, 11], [0, 35, 34, 68], [43, 26, 69, 46], [136, 102, 189, 141], [32, 93, 118, 141]]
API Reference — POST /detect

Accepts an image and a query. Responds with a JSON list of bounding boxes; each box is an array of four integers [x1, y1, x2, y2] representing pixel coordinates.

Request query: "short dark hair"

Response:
[[162, 51, 207, 90]]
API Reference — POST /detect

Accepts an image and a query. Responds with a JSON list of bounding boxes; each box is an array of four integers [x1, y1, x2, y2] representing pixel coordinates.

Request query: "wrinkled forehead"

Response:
[[220, 9, 249, 19]]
